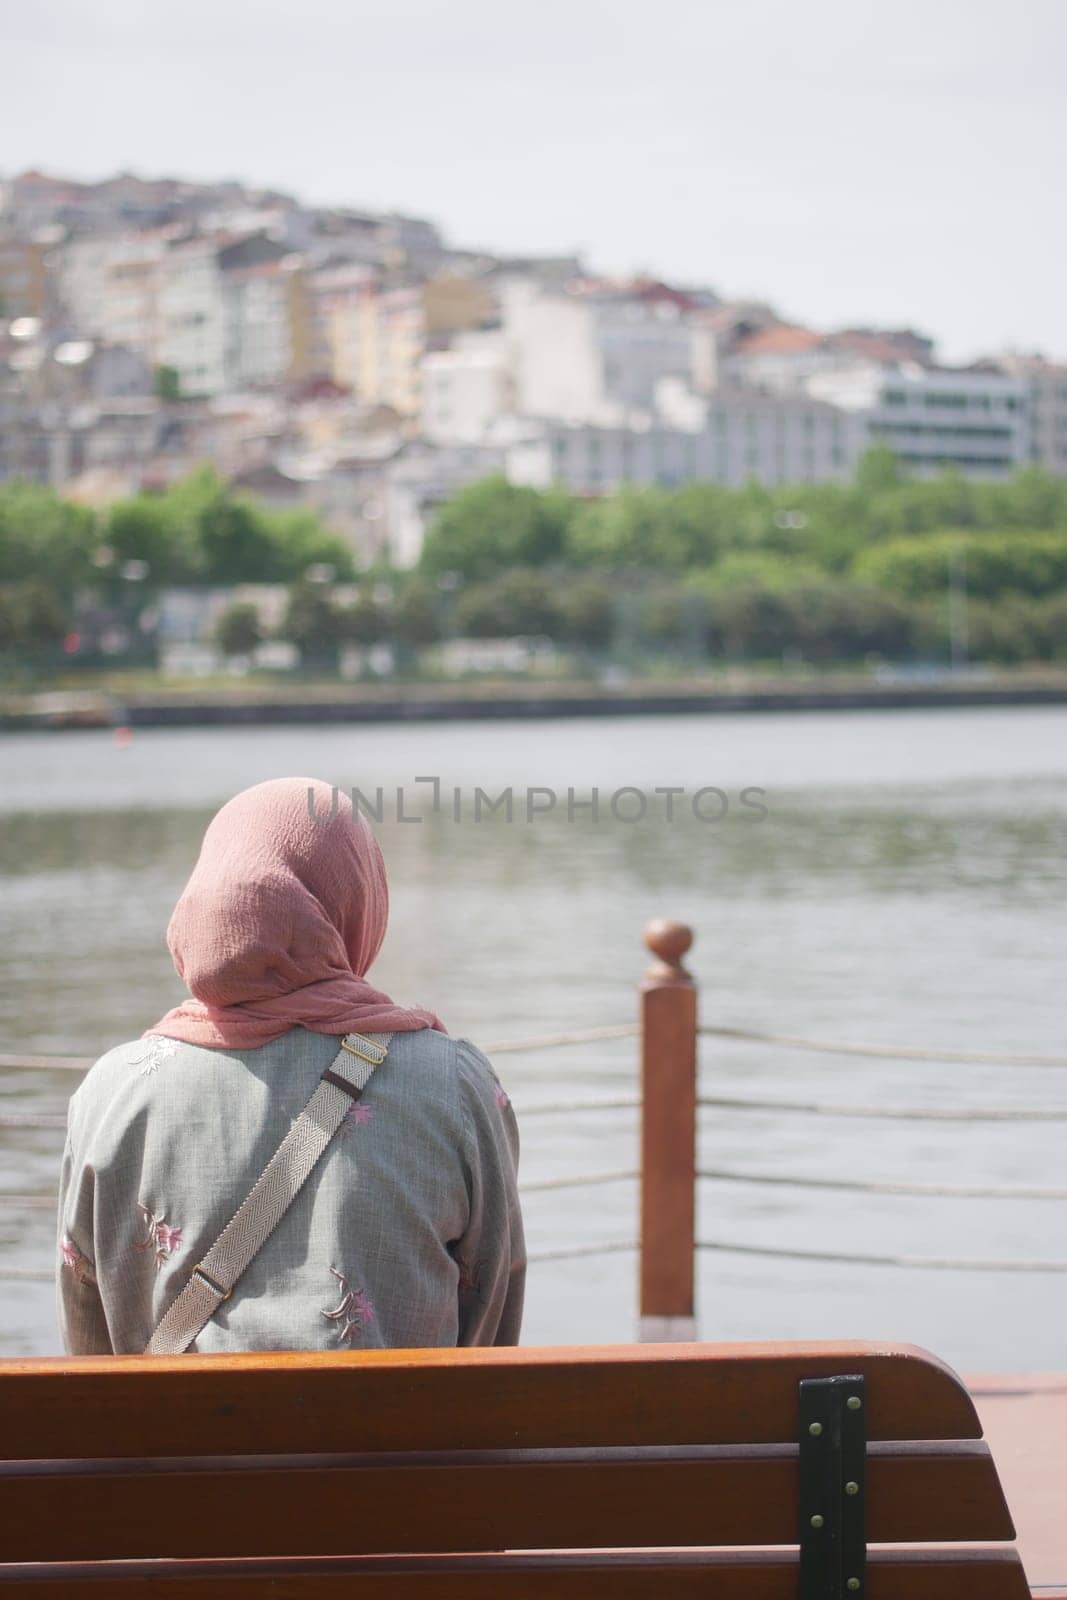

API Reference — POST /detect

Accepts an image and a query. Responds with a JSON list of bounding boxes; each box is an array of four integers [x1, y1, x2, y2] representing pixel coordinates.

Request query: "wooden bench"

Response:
[[0, 1339, 1035, 1597]]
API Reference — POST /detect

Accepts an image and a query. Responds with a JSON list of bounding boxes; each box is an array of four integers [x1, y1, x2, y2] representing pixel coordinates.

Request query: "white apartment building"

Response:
[[995, 354, 1067, 476], [60, 229, 310, 397], [105, 244, 166, 358], [158, 238, 228, 396], [808, 362, 1029, 477], [157, 235, 314, 396], [59, 234, 118, 328], [58, 232, 167, 359], [596, 293, 696, 412], [702, 389, 857, 487], [501, 280, 699, 423], [505, 388, 854, 494], [222, 255, 310, 390], [420, 332, 513, 443]]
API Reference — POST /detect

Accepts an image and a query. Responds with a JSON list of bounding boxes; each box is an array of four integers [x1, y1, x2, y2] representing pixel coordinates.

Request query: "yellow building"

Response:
[[423, 273, 495, 338], [0, 231, 52, 319], [321, 272, 495, 417], [352, 281, 424, 416]]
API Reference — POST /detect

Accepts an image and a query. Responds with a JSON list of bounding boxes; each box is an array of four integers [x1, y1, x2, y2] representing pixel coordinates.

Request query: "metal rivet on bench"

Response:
[[845, 1480, 859, 1495], [846, 1395, 862, 1410], [808, 1421, 823, 1436], [847, 1580, 861, 1592], [810, 1514, 824, 1529]]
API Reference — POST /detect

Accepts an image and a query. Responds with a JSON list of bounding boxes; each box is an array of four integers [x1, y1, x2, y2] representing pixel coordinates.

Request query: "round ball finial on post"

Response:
[[643, 918, 694, 985]]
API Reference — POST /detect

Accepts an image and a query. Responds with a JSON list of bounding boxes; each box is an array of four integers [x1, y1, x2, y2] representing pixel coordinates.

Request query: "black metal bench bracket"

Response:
[[799, 1373, 866, 1599]]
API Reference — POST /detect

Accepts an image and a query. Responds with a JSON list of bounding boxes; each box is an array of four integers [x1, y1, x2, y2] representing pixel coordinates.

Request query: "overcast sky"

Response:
[[4, 0, 1064, 362]]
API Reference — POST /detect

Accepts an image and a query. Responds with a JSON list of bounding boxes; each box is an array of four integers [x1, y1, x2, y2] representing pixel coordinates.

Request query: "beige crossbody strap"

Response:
[[144, 1031, 392, 1357]]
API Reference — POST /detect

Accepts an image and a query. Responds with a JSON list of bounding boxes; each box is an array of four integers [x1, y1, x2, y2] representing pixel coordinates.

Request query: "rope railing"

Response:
[[527, 1241, 638, 1263], [697, 1239, 1067, 1273], [700, 1024, 1067, 1069], [483, 1024, 638, 1054], [520, 1170, 639, 1194], [698, 1093, 1067, 1122], [515, 1095, 641, 1117], [0, 1053, 94, 1074], [697, 1166, 1067, 1201], [0, 1113, 67, 1130]]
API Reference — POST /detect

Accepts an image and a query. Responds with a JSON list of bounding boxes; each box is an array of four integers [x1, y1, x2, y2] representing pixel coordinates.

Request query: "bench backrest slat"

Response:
[[0, 1438, 1014, 1562], [0, 1340, 979, 1459], [0, 1548, 1033, 1600]]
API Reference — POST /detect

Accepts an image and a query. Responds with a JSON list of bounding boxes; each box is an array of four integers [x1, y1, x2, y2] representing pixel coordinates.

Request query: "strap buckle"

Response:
[[341, 1033, 388, 1064], [192, 1263, 232, 1302]]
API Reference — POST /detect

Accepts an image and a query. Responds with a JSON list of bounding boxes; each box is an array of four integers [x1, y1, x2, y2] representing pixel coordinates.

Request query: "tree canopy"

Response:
[[5, 453, 1067, 675]]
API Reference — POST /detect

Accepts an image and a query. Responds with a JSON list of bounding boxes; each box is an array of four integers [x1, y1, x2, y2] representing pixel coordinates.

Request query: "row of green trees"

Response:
[[216, 578, 443, 667], [212, 568, 1067, 672], [5, 454, 1067, 673], [407, 456, 1067, 666], [418, 455, 1067, 582], [0, 469, 356, 666], [0, 470, 353, 602]]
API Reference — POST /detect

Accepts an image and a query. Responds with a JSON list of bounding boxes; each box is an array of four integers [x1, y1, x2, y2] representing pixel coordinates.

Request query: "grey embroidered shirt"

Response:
[[56, 1026, 525, 1355]]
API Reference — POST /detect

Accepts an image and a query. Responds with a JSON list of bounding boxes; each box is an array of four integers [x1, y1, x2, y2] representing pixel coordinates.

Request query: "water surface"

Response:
[[1, 707, 1065, 1366]]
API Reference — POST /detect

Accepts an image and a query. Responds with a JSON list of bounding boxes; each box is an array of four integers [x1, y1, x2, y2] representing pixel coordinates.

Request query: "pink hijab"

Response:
[[147, 777, 443, 1049]]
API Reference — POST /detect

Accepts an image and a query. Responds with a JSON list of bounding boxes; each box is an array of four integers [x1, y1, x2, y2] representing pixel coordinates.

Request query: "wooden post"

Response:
[[638, 918, 697, 1343]]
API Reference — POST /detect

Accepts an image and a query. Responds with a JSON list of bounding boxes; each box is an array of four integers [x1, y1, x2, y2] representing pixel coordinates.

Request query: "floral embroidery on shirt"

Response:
[[340, 1102, 373, 1136], [135, 1203, 183, 1269], [321, 1266, 375, 1343], [129, 1037, 178, 1077], [60, 1233, 96, 1286]]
